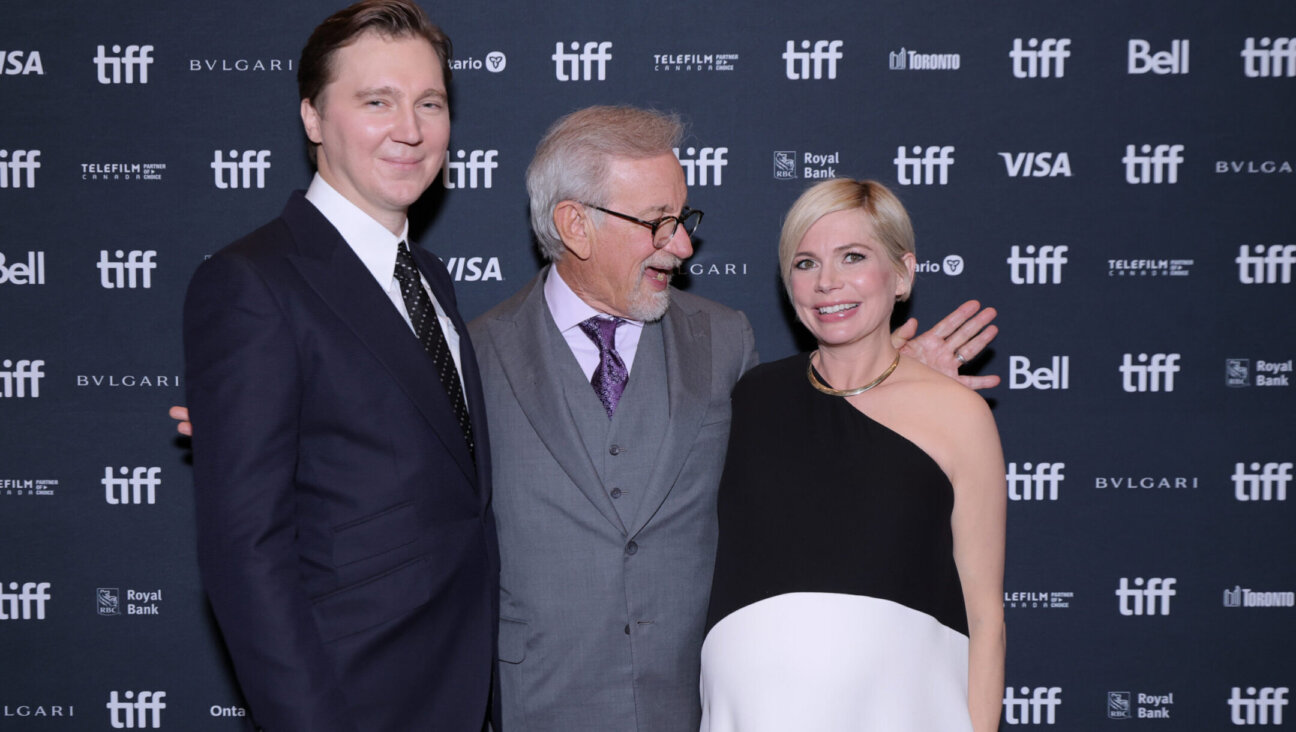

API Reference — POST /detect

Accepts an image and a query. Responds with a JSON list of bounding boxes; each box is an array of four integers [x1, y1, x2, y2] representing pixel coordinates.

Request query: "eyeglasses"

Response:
[[582, 203, 704, 249]]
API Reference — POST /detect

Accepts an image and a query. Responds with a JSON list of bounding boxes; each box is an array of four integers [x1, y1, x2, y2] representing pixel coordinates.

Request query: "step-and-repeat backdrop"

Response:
[[2, 0, 1293, 729]]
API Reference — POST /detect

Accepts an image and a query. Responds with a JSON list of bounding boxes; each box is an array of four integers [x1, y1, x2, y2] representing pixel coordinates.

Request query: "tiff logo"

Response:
[[0, 358, 45, 398], [1129, 39, 1189, 75], [675, 146, 728, 186], [1010, 38, 1071, 78], [442, 149, 497, 189], [552, 41, 612, 81], [98, 250, 157, 289], [1237, 244, 1296, 284], [1008, 356, 1069, 390], [1007, 462, 1065, 501], [107, 691, 166, 729], [784, 40, 843, 80], [0, 581, 51, 620], [103, 467, 162, 505], [212, 150, 271, 189], [1242, 38, 1296, 78], [1229, 687, 1288, 725], [1233, 462, 1292, 501], [1116, 576, 1176, 616], [0, 150, 41, 188], [1003, 687, 1062, 725], [1120, 353, 1181, 392], [1123, 144, 1184, 184], [1007, 245, 1067, 284], [894, 145, 954, 185], [94, 44, 153, 84]]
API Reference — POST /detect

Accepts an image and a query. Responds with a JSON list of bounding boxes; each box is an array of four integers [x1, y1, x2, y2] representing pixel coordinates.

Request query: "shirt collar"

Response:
[[544, 266, 644, 335], [304, 173, 410, 285]]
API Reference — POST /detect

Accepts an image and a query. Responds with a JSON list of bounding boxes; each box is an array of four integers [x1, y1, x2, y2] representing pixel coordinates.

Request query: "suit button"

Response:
[[609, 445, 622, 456], [625, 541, 638, 556], [610, 487, 622, 499]]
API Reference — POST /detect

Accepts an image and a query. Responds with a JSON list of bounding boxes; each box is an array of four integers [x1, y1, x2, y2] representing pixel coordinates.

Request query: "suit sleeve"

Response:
[[183, 253, 359, 732]]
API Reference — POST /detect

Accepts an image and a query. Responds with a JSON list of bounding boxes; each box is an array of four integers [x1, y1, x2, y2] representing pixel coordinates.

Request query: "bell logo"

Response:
[[0, 251, 45, 285], [675, 147, 728, 187], [106, 691, 166, 729], [552, 41, 612, 81], [1229, 687, 1288, 725], [442, 149, 497, 189], [1128, 40, 1189, 74], [103, 467, 162, 505], [1233, 462, 1292, 502], [1242, 38, 1296, 78], [783, 40, 844, 80], [1236, 244, 1296, 284], [0, 150, 41, 189], [1007, 462, 1064, 501], [1120, 353, 1180, 392], [2, 50, 44, 75], [894, 145, 954, 185], [1010, 38, 1070, 78], [1003, 686, 1062, 725], [93, 44, 153, 84], [0, 581, 51, 620], [1008, 356, 1069, 390], [1116, 576, 1176, 616], [1123, 144, 1184, 184], [212, 150, 271, 189]]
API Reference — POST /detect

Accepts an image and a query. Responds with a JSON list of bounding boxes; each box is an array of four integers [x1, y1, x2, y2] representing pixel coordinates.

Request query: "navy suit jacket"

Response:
[[183, 192, 498, 732]]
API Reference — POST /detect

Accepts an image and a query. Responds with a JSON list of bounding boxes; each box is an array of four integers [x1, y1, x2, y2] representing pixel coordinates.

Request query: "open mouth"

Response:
[[817, 303, 858, 315]]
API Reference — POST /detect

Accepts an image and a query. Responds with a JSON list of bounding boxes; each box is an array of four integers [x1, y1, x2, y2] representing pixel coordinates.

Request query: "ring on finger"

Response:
[[955, 350, 967, 365]]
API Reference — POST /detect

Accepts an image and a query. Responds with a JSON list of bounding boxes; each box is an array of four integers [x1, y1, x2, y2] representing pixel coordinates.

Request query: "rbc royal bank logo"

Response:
[[894, 146, 954, 185], [1003, 687, 1062, 725], [0, 251, 45, 285], [1237, 245, 1296, 284], [1116, 577, 1176, 616], [107, 691, 166, 729], [0, 581, 51, 620], [1229, 687, 1289, 725], [552, 42, 612, 81], [1123, 144, 1184, 184], [783, 40, 843, 80], [1007, 245, 1067, 284], [999, 152, 1072, 178], [1008, 356, 1069, 390], [103, 467, 162, 505], [98, 250, 156, 289], [773, 151, 797, 180], [0, 150, 41, 188], [1129, 40, 1189, 74], [212, 150, 271, 189], [1242, 38, 1296, 78], [93, 44, 154, 84], [1233, 462, 1292, 501], [1010, 38, 1070, 78], [97, 588, 121, 616], [1120, 353, 1180, 392], [1007, 462, 1064, 501], [442, 149, 498, 189], [2, 51, 43, 75], [675, 147, 727, 186], [0, 358, 45, 398]]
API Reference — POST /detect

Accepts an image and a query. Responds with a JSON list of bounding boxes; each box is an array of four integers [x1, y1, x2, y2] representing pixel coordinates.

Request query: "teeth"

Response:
[[818, 303, 857, 314]]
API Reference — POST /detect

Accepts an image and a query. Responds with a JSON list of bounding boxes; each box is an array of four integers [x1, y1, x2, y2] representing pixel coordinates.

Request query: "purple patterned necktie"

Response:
[[578, 316, 628, 418]]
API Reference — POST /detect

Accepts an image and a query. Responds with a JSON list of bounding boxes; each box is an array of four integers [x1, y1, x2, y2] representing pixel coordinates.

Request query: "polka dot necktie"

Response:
[[578, 316, 628, 419], [394, 241, 474, 461]]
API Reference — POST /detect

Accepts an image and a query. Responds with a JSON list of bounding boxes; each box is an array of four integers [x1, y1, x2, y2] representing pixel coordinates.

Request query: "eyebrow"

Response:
[[354, 86, 446, 103]]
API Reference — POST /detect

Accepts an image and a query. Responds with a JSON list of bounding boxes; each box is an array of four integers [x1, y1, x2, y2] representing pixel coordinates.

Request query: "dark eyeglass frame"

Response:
[[581, 203, 704, 248]]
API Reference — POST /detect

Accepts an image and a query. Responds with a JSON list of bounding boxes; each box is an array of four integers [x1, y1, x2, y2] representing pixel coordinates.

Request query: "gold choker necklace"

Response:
[[807, 350, 901, 397]]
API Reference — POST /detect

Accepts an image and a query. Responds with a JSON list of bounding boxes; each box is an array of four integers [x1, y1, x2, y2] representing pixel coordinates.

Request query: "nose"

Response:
[[815, 264, 841, 292], [660, 224, 694, 260], [390, 103, 423, 145]]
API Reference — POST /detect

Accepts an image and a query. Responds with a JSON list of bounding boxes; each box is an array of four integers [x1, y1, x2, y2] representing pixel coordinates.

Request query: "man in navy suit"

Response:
[[182, 2, 496, 730]]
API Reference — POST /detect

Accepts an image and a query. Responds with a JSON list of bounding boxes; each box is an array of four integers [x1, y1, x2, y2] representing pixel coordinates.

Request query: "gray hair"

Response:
[[526, 105, 684, 261]]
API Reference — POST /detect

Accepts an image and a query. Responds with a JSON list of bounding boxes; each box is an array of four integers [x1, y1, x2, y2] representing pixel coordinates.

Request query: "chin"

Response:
[[627, 291, 671, 322]]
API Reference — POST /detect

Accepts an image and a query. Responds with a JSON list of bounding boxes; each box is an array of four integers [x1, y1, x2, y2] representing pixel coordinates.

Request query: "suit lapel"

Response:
[[625, 299, 711, 538], [488, 270, 626, 534], [279, 194, 477, 483]]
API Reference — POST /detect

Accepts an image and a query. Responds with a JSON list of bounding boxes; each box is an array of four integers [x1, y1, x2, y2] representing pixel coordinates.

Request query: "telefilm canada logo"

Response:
[[0, 478, 58, 497], [1004, 590, 1073, 609], [652, 51, 737, 72], [1108, 258, 1193, 277], [1108, 691, 1176, 719], [1226, 358, 1292, 387], [773, 151, 842, 180], [81, 161, 166, 182]]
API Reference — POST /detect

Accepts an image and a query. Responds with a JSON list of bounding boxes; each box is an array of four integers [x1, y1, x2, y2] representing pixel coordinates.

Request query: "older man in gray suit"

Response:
[[470, 106, 750, 731], [471, 106, 997, 731]]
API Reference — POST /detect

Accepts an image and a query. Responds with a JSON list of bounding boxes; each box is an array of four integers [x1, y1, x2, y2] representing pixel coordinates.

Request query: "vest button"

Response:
[[624, 624, 630, 635], [625, 541, 639, 556], [610, 487, 622, 499], [609, 445, 622, 456]]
